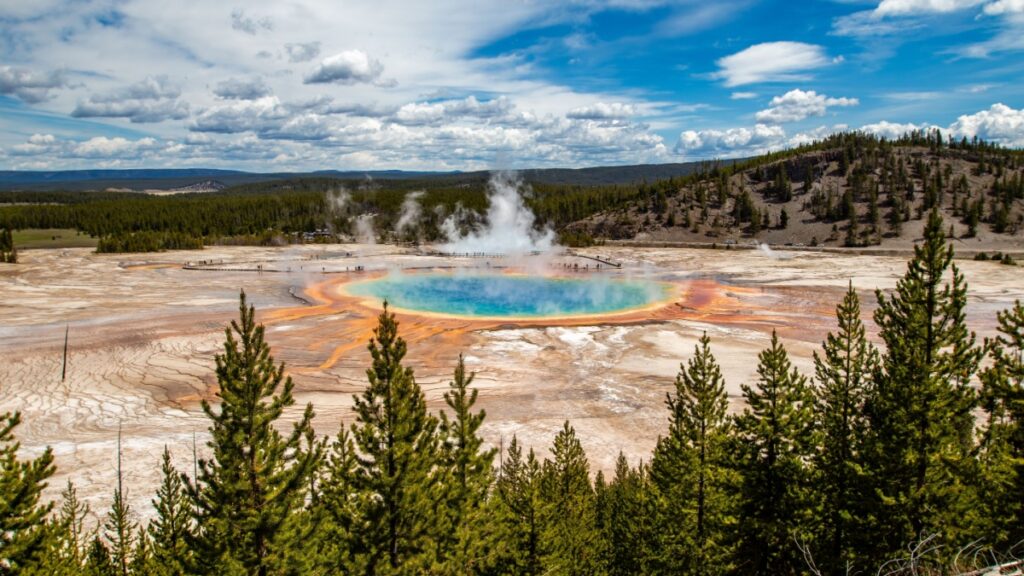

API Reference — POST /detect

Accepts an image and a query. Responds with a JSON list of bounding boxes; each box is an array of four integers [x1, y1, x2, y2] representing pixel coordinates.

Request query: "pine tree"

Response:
[[435, 354, 497, 573], [30, 481, 90, 576], [649, 333, 735, 575], [734, 331, 816, 576], [595, 454, 656, 576], [83, 538, 116, 576], [812, 283, 878, 575], [187, 290, 320, 576], [888, 194, 904, 236], [773, 166, 792, 202], [976, 300, 1024, 548], [104, 429, 135, 576], [865, 209, 982, 562], [350, 302, 439, 573], [844, 210, 859, 247], [314, 426, 361, 574], [0, 229, 16, 264], [128, 530, 149, 576], [539, 422, 604, 576], [0, 411, 55, 574], [495, 436, 543, 576], [749, 208, 762, 236], [869, 190, 881, 239], [148, 448, 192, 576]]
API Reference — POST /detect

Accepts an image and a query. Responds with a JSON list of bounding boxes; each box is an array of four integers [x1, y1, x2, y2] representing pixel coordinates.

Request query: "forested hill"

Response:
[[566, 130, 1024, 249]]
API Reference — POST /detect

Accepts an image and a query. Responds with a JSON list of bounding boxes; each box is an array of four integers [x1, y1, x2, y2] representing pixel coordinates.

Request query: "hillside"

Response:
[[565, 131, 1024, 252]]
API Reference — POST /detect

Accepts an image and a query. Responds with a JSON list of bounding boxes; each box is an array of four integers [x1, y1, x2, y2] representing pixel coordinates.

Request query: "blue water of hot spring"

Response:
[[345, 272, 671, 318]]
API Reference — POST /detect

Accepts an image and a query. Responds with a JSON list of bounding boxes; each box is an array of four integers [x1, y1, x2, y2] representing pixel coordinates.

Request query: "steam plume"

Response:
[[327, 186, 350, 214], [356, 214, 376, 244], [395, 190, 425, 236], [440, 171, 555, 256]]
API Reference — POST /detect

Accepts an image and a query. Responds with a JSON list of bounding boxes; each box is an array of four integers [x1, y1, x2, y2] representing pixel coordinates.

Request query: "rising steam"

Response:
[[440, 171, 556, 256], [355, 214, 376, 244], [395, 190, 425, 236], [327, 187, 350, 214], [756, 242, 791, 260]]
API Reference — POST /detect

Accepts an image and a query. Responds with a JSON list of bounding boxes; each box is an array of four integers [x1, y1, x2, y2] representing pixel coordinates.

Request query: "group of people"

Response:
[[557, 261, 602, 271]]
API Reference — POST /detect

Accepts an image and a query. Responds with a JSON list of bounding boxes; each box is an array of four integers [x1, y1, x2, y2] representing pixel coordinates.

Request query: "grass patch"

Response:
[[12, 228, 98, 249]]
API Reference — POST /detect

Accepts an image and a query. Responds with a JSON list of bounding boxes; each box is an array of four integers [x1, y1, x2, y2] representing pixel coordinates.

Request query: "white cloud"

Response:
[[983, 0, 1024, 14], [836, 0, 1022, 37], [832, 10, 915, 36], [231, 8, 273, 34], [6, 132, 312, 169], [284, 42, 321, 63], [675, 124, 787, 157], [392, 96, 513, 126], [566, 102, 636, 119], [305, 50, 385, 85], [72, 76, 189, 123], [106, 76, 182, 101], [788, 124, 848, 147], [755, 89, 859, 124], [11, 133, 59, 155], [328, 102, 399, 118], [957, 11, 1024, 56], [653, 2, 742, 36], [72, 99, 190, 123], [730, 91, 758, 100], [10, 134, 160, 160], [28, 133, 56, 145], [0, 66, 69, 103], [73, 136, 160, 158], [858, 120, 931, 139], [190, 96, 292, 133], [713, 42, 834, 87], [261, 114, 333, 141], [884, 91, 942, 100], [948, 102, 1024, 146], [874, 0, 984, 16], [213, 77, 272, 100]]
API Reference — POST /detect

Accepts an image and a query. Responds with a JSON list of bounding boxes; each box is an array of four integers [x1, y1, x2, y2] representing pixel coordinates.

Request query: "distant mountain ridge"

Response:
[[0, 161, 727, 191]]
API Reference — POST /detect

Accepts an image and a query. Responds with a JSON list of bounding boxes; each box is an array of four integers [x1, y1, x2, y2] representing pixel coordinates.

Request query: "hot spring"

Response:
[[344, 272, 673, 319]]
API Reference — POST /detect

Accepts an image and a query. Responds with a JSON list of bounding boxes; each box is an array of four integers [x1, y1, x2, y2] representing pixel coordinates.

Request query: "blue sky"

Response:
[[1, 0, 1022, 171]]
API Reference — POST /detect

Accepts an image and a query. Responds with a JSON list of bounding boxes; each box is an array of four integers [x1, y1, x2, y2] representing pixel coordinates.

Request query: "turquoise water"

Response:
[[346, 272, 670, 318]]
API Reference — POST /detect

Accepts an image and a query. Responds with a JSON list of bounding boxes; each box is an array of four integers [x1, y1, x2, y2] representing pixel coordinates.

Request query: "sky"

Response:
[[1, 0, 1023, 172]]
